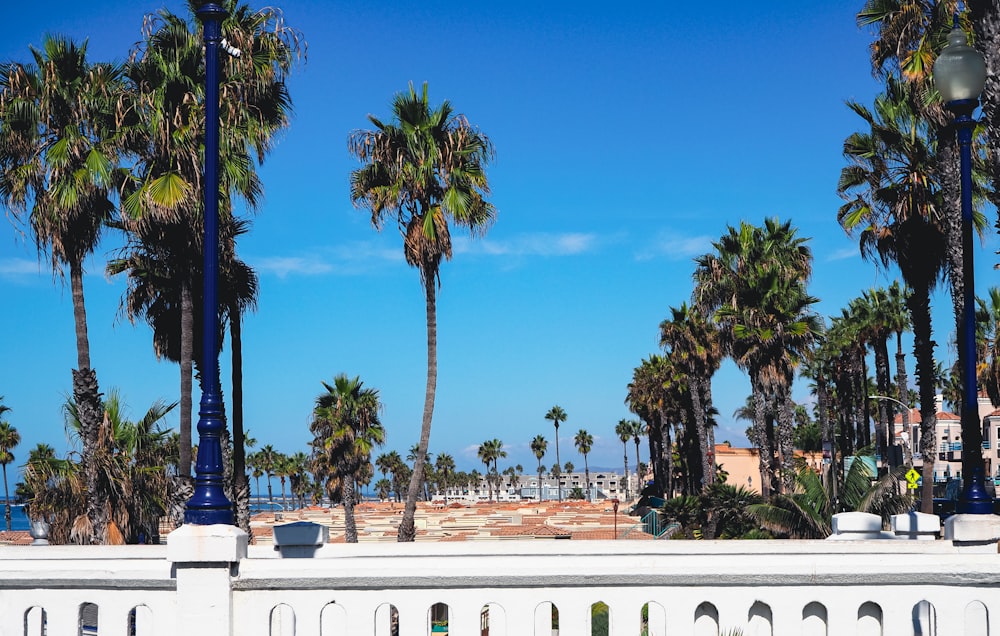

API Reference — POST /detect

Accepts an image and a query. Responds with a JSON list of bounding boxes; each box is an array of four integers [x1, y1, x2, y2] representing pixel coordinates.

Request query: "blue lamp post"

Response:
[[185, 1, 233, 525], [933, 20, 990, 514]]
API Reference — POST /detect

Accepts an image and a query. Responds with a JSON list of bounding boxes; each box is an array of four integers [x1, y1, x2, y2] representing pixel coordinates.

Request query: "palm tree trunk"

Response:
[[896, 334, 912, 465], [73, 368, 106, 543], [2, 463, 10, 532], [344, 478, 358, 543], [622, 445, 629, 500], [399, 272, 437, 542], [874, 337, 892, 461], [633, 438, 641, 494], [750, 378, 773, 498], [179, 284, 194, 477], [70, 260, 91, 370], [554, 425, 562, 502], [230, 310, 250, 534], [689, 377, 712, 491], [583, 456, 590, 502], [776, 381, 796, 494], [909, 284, 938, 515]]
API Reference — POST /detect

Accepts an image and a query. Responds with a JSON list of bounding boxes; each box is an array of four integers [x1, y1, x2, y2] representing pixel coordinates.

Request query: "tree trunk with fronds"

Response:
[[73, 368, 104, 543]]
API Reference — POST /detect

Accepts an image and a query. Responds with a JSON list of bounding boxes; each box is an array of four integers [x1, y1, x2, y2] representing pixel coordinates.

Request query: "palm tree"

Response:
[[310, 374, 385, 543], [660, 303, 722, 491], [626, 355, 677, 497], [33, 390, 176, 544], [118, 0, 304, 481], [694, 219, 819, 496], [573, 429, 594, 502], [838, 77, 950, 513], [435, 453, 455, 501], [530, 435, 547, 500], [545, 406, 567, 501], [749, 455, 913, 539], [349, 83, 496, 541], [614, 420, 633, 500], [0, 415, 19, 532], [476, 439, 506, 502], [0, 35, 127, 544], [256, 444, 279, 509]]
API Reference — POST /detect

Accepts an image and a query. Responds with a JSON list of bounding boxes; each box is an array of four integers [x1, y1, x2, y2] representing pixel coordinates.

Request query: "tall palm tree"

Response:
[[544, 406, 567, 501], [119, 0, 304, 481], [310, 374, 385, 543], [530, 435, 547, 500], [0, 35, 127, 544], [838, 77, 950, 513], [573, 429, 594, 502], [660, 303, 722, 491], [614, 419, 633, 500], [694, 219, 819, 496], [349, 83, 496, 541], [0, 415, 19, 531], [477, 440, 497, 501]]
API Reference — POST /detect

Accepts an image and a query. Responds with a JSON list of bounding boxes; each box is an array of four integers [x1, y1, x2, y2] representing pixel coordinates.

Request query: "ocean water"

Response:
[[4, 504, 29, 532]]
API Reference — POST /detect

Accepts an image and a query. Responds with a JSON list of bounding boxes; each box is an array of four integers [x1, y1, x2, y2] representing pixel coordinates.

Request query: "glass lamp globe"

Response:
[[934, 27, 987, 103]]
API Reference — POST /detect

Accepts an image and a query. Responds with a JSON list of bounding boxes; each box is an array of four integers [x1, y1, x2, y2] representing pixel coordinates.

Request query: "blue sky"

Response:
[[2, 1, 997, 481]]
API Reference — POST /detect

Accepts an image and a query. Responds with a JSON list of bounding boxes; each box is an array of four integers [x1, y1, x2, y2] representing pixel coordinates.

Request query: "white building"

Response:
[[435, 471, 634, 503]]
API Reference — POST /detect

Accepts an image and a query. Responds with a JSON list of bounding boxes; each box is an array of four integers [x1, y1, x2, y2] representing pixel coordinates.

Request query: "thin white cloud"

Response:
[[454, 232, 598, 257], [828, 246, 861, 261], [0, 257, 43, 278], [634, 231, 714, 262], [253, 242, 402, 278], [255, 256, 334, 278]]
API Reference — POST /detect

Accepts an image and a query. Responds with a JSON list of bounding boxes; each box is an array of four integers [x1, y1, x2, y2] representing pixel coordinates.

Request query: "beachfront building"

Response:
[[436, 471, 631, 503]]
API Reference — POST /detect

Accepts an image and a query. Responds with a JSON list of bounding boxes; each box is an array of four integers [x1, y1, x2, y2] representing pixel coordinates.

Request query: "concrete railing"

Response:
[[1, 518, 1000, 636]]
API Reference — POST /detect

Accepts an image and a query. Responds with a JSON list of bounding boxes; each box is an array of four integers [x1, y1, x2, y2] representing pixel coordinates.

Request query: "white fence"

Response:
[[1, 523, 999, 636]]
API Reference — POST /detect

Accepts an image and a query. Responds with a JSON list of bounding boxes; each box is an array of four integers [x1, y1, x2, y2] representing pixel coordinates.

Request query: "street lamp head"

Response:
[[934, 26, 986, 105]]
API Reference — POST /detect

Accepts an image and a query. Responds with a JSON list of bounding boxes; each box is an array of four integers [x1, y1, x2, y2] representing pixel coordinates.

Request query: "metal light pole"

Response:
[[185, 2, 233, 525], [933, 20, 990, 514]]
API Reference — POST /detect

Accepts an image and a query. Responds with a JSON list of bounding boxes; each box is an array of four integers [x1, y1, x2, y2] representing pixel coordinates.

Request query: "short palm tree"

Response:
[[574, 429, 594, 501], [435, 453, 455, 500], [530, 435, 547, 500], [310, 374, 385, 543], [545, 406, 567, 501], [256, 445, 279, 508], [349, 83, 496, 541], [749, 454, 913, 539], [614, 420, 633, 499], [0, 415, 20, 531]]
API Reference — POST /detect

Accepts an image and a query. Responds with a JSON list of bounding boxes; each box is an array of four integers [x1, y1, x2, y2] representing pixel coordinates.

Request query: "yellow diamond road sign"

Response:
[[905, 468, 921, 489]]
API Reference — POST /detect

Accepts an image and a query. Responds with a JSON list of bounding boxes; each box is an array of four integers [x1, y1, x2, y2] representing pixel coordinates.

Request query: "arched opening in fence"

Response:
[[858, 601, 882, 636], [747, 600, 772, 635], [79, 602, 98, 636], [480, 602, 505, 636], [591, 601, 609, 636], [913, 600, 936, 636], [694, 601, 719, 636], [802, 601, 827, 636], [963, 600, 988, 636], [642, 601, 666, 636], [374, 603, 399, 636], [535, 602, 559, 636], [429, 602, 449, 635], [128, 605, 153, 636], [320, 602, 347, 635], [24, 606, 46, 636], [270, 603, 295, 636]]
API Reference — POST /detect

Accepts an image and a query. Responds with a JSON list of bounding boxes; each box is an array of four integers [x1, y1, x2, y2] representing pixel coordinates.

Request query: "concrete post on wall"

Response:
[[167, 524, 248, 635]]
